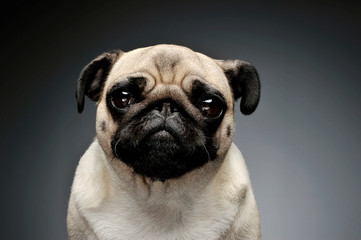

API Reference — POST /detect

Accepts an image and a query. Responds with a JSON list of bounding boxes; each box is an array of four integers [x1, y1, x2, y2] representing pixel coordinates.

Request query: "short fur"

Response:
[[68, 44, 261, 240]]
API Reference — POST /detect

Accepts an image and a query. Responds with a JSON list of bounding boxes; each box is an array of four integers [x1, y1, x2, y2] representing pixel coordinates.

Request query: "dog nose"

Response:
[[155, 101, 179, 117]]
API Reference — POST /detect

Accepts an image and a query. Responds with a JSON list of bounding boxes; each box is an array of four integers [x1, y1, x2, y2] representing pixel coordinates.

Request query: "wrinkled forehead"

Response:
[[105, 45, 230, 95]]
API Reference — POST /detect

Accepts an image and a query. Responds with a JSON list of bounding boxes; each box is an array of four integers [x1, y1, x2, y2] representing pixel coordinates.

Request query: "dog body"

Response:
[[67, 45, 261, 239]]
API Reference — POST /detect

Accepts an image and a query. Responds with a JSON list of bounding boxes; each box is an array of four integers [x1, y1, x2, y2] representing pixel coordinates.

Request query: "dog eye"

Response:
[[111, 91, 135, 109], [199, 98, 223, 119]]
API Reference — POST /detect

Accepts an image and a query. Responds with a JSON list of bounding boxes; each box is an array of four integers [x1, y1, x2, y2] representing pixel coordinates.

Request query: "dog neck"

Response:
[[106, 153, 224, 203]]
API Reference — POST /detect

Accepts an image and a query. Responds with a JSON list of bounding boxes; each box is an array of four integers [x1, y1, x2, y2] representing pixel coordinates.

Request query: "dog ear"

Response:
[[216, 60, 260, 115], [76, 50, 123, 113]]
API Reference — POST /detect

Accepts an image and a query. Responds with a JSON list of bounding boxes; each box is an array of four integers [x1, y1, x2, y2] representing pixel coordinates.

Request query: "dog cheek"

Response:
[[100, 121, 106, 132], [96, 118, 119, 158], [216, 116, 234, 159], [110, 125, 135, 159]]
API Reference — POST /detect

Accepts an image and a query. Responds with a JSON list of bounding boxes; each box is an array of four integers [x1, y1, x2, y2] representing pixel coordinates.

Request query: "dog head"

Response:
[[76, 44, 260, 180]]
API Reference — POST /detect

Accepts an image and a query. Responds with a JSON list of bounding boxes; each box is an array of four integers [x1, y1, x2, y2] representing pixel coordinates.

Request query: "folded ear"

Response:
[[76, 50, 122, 113], [216, 60, 260, 115]]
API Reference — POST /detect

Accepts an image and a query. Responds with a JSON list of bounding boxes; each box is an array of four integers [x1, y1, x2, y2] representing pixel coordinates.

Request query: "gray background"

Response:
[[1, 1, 360, 239]]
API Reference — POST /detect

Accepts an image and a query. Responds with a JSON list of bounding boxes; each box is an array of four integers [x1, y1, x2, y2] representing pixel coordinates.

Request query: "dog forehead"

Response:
[[106, 44, 230, 93]]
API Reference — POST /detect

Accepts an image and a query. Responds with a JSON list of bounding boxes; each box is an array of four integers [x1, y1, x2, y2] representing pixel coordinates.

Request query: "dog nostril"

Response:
[[171, 105, 178, 112], [156, 101, 178, 116], [154, 104, 162, 111]]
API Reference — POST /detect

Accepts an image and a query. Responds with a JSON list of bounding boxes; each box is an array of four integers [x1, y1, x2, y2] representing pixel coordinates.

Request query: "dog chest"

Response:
[[80, 187, 238, 240]]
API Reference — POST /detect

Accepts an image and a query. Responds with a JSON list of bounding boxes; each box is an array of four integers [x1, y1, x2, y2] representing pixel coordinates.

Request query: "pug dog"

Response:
[[67, 44, 261, 240]]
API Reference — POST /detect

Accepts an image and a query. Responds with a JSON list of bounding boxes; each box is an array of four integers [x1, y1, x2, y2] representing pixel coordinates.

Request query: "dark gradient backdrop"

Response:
[[1, 1, 360, 239]]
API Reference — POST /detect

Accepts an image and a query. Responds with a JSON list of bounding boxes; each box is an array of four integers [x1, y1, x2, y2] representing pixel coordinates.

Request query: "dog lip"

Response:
[[150, 129, 175, 141], [141, 125, 180, 143], [136, 113, 187, 144]]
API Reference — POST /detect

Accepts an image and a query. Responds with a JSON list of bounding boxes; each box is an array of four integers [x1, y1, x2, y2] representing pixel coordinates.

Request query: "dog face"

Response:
[[76, 45, 260, 180]]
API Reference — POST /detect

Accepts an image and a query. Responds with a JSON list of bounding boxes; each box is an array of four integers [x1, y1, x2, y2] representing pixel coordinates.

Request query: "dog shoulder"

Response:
[[224, 187, 262, 240], [71, 139, 112, 209], [213, 143, 251, 196], [67, 194, 99, 239], [220, 143, 261, 240]]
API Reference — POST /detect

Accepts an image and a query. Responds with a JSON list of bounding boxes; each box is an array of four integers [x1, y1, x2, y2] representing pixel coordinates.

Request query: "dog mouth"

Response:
[[111, 118, 215, 180], [138, 119, 183, 144], [149, 129, 175, 141]]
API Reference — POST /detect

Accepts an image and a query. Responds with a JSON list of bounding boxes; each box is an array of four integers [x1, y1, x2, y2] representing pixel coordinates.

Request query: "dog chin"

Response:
[[112, 129, 212, 180]]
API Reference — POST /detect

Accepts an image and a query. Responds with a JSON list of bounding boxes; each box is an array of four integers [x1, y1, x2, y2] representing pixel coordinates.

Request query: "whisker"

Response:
[[199, 139, 211, 161], [114, 140, 121, 159]]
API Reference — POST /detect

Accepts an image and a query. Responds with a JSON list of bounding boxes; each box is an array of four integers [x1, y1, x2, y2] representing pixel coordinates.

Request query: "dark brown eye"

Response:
[[200, 98, 223, 118], [111, 91, 135, 109]]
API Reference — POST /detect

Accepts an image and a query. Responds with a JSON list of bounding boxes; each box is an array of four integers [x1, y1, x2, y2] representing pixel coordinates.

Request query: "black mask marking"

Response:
[[110, 98, 220, 180]]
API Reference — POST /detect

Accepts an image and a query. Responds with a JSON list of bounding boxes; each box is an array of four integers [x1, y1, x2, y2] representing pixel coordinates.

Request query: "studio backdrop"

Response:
[[1, 1, 360, 239]]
